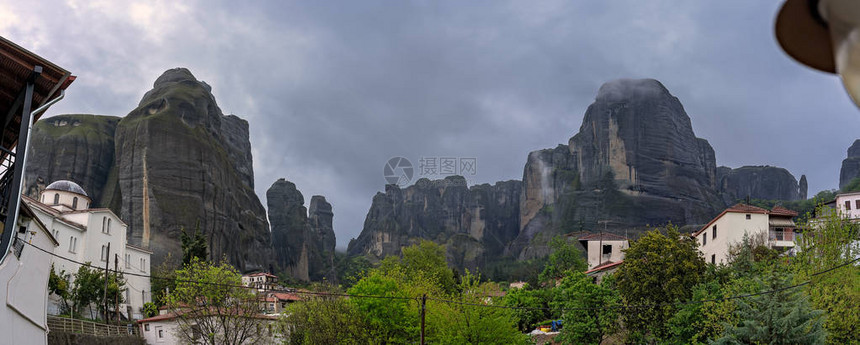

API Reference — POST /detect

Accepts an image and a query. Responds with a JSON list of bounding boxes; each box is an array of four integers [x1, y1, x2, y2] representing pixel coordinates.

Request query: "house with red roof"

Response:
[[694, 203, 799, 265]]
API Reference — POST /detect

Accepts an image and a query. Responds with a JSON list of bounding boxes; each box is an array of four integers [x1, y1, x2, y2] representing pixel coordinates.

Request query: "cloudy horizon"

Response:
[[3, 0, 859, 249]]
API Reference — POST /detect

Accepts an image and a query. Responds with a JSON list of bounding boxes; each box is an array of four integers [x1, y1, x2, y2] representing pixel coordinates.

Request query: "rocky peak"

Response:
[[569, 78, 720, 210], [115, 68, 273, 272], [840, 139, 860, 189], [267, 179, 337, 281], [595, 78, 671, 102], [717, 166, 805, 201]]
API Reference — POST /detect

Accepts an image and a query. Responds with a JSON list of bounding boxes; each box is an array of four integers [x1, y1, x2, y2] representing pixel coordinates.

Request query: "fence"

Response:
[[47, 315, 140, 337]]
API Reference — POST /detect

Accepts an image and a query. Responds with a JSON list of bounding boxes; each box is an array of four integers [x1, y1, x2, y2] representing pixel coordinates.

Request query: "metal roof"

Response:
[[45, 179, 88, 197], [0, 35, 75, 160]]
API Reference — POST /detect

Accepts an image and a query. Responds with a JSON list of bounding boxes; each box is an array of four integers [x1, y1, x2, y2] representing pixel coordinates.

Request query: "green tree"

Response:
[[400, 240, 456, 293], [150, 253, 178, 307], [48, 265, 71, 315], [180, 225, 208, 266], [502, 284, 553, 332], [427, 271, 529, 345], [615, 225, 705, 341], [164, 257, 268, 345], [141, 302, 158, 318], [713, 274, 826, 345], [793, 205, 860, 344], [538, 235, 587, 283], [551, 272, 620, 345], [347, 271, 416, 343], [70, 263, 106, 319], [283, 295, 373, 345], [335, 252, 372, 288]]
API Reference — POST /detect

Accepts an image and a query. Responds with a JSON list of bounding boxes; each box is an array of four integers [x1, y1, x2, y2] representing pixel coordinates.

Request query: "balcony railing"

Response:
[[769, 230, 795, 242]]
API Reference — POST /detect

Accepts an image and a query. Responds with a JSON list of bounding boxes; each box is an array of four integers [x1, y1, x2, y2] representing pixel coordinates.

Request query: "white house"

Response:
[[0, 203, 59, 345], [577, 233, 629, 270], [242, 272, 279, 293], [694, 203, 799, 265], [24, 180, 152, 320], [137, 309, 280, 344]]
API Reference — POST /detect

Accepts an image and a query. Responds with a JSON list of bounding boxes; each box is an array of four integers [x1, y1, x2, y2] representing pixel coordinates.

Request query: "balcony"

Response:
[[769, 228, 798, 248]]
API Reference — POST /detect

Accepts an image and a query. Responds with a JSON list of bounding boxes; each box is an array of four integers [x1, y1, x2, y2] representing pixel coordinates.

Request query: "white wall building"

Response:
[[0, 204, 59, 345], [833, 191, 860, 219], [577, 233, 629, 270], [695, 203, 799, 265], [24, 180, 152, 320]]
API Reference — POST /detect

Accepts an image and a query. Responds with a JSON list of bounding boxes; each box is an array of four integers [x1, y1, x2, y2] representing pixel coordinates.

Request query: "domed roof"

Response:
[[45, 180, 88, 197]]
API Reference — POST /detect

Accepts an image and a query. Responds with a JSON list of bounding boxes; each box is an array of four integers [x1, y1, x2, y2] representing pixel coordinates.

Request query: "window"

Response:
[[856, 200, 860, 210], [107, 219, 112, 234], [703, 233, 707, 245], [53, 193, 59, 205], [144, 324, 150, 331], [68, 236, 77, 253], [101, 245, 108, 261], [746, 214, 751, 220], [140, 258, 146, 272], [102, 218, 106, 233], [846, 201, 852, 210], [125, 289, 130, 301], [126, 254, 131, 268], [712, 225, 717, 239], [72, 197, 78, 209], [602, 244, 612, 255], [711, 254, 716, 264]]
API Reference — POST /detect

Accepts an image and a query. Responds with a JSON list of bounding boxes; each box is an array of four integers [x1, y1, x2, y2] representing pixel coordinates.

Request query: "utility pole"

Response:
[[102, 242, 110, 321], [115, 253, 120, 323], [420, 294, 427, 345]]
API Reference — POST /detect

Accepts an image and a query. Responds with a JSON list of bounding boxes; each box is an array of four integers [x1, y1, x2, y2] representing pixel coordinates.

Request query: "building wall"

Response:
[[836, 193, 860, 219], [140, 319, 182, 344], [698, 212, 768, 265], [41, 190, 90, 211], [0, 216, 57, 345], [125, 245, 152, 319], [585, 239, 628, 269], [26, 198, 151, 320]]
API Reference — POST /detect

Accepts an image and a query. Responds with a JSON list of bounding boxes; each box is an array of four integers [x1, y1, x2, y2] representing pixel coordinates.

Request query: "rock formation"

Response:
[[347, 176, 521, 271], [24, 114, 122, 211], [840, 140, 860, 189], [25, 69, 275, 272], [113, 68, 274, 272], [351, 78, 805, 268], [267, 179, 337, 281], [717, 166, 805, 201]]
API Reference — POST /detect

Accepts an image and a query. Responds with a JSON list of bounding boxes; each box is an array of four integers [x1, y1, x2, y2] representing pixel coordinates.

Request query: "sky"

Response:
[[3, 0, 859, 249]]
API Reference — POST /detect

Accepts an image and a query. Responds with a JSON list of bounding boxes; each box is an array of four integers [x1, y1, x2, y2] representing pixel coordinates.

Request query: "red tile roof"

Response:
[[725, 203, 769, 214], [585, 261, 624, 274], [270, 292, 302, 302], [769, 206, 798, 217], [693, 204, 799, 237]]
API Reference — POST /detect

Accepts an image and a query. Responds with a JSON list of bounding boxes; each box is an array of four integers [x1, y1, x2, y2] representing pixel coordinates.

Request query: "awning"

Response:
[[769, 218, 795, 227]]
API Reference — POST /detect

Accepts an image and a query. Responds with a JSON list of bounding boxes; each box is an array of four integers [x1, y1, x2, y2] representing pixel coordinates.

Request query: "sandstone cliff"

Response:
[[351, 79, 749, 267], [717, 166, 806, 201], [267, 179, 337, 281], [840, 140, 860, 189], [347, 176, 521, 271], [24, 114, 122, 211]]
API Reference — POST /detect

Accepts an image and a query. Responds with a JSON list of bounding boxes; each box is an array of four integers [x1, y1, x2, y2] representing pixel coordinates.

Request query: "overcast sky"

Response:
[[3, 1, 859, 249]]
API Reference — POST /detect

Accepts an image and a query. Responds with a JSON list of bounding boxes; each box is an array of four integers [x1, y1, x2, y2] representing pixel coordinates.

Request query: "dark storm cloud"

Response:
[[3, 0, 857, 248]]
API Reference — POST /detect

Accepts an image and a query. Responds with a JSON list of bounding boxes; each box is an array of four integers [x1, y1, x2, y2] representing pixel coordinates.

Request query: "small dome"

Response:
[[45, 180, 88, 197]]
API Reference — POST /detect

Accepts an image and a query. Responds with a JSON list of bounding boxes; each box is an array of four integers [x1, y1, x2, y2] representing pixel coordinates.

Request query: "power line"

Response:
[[21, 239, 859, 311]]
